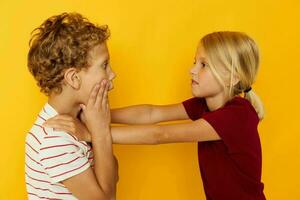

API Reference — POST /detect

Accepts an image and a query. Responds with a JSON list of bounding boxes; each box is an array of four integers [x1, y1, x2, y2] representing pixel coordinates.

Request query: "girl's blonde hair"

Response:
[[201, 31, 264, 120]]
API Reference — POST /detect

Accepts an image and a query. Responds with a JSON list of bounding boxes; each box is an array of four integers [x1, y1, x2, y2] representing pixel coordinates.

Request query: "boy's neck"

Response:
[[48, 92, 81, 118]]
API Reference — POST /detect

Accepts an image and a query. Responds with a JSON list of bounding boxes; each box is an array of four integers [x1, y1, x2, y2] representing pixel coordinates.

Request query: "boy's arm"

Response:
[[111, 118, 220, 144], [40, 128, 117, 200], [111, 103, 189, 124], [62, 127, 117, 200], [63, 81, 117, 199], [89, 126, 117, 197]]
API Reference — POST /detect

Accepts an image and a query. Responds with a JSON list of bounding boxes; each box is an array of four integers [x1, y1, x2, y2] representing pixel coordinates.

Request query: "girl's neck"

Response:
[[205, 91, 232, 111]]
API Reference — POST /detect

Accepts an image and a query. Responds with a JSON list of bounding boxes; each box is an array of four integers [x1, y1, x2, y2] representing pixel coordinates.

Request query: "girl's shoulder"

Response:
[[224, 96, 259, 121]]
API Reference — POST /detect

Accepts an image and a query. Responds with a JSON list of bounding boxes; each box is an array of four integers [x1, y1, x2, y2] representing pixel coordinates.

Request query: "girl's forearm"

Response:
[[111, 105, 154, 124], [111, 125, 161, 145], [111, 119, 220, 145]]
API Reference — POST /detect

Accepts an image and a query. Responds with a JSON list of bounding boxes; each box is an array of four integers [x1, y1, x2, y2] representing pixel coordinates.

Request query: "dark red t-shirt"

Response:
[[182, 96, 266, 200]]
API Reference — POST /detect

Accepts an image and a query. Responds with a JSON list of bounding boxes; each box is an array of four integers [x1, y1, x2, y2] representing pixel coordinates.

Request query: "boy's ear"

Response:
[[63, 68, 81, 90]]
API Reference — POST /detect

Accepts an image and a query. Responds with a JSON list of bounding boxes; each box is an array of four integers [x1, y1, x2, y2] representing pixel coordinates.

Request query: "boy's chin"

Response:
[[108, 84, 114, 91]]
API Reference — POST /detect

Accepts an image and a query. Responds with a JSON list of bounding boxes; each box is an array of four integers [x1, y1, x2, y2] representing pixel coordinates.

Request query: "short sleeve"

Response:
[[182, 97, 207, 120], [39, 130, 90, 183], [202, 102, 259, 153]]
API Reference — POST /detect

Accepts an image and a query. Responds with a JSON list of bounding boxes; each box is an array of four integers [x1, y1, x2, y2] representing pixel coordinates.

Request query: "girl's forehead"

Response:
[[196, 44, 207, 61]]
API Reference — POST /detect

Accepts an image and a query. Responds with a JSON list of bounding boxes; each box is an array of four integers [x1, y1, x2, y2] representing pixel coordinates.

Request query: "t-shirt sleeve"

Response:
[[182, 97, 207, 120], [201, 103, 258, 153], [39, 130, 90, 183]]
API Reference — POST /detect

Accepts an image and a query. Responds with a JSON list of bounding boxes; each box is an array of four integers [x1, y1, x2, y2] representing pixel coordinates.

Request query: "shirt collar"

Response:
[[42, 102, 58, 119]]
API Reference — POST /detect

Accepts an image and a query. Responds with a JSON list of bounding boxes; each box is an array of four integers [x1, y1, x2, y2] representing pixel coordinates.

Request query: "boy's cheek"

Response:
[[108, 82, 114, 90]]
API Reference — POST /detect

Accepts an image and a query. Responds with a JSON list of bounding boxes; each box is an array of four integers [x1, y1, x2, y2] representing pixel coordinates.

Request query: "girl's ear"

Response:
[[232, 73, 240, 86], [225, 72, 240, 88], [63, 68, 81, 90]]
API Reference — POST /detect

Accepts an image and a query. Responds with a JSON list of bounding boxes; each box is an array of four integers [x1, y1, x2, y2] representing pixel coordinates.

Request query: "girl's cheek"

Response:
[[198, 71, 204, 81]]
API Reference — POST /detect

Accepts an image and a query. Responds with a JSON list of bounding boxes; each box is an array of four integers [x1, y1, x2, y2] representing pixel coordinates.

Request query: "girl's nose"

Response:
[[190, 66, 197, 75]]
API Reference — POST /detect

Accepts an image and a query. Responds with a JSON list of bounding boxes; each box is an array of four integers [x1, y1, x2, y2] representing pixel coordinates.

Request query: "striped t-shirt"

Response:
[[25, 103, 94, 199]]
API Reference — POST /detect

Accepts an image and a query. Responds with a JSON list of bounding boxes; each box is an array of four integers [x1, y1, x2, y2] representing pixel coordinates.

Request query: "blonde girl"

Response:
[[44, 31, 266, 200]]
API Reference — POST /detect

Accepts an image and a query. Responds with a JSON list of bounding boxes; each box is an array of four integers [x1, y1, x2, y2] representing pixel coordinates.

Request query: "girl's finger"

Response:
[[44, 118, 72, 125], [45, 115, 73, 122], [45, 124, 74, 134], [43, 119, 74, 129]]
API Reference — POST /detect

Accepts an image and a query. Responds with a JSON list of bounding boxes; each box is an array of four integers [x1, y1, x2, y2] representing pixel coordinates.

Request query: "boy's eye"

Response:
[[103, 62, 109, 69]]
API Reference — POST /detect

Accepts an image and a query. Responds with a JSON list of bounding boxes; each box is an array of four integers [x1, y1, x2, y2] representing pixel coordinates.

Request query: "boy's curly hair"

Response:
[[28, 12, 110, 96]]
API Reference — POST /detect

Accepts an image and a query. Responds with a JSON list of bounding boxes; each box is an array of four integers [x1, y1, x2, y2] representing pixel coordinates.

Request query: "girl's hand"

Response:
[[43, 115, 91, 142], [80, 79, 111, 137]]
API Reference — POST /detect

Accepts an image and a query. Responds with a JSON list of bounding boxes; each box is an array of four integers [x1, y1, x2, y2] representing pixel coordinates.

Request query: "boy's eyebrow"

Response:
[[104, 54, 110, 61], [99, 58, 110, 66], [199, 57, 207, 61]]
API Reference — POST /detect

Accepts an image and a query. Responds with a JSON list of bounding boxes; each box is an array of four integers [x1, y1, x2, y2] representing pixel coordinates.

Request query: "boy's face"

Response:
[[78, 43, 116, 104]]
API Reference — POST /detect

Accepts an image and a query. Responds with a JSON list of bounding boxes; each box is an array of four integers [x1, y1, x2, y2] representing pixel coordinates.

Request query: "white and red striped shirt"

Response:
[[25, 103, 94, 199]]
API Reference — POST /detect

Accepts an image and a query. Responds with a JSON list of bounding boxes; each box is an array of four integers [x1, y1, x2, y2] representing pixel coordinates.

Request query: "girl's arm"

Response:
[[111, 118, 221, 144], [111, 103, 189, 124], [43, 108, 217, 145], [43, 116, 220, 144]]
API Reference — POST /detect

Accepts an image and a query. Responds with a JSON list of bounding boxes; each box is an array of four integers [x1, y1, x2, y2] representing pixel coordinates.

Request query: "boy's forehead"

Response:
[[89, 43, 110, 60]]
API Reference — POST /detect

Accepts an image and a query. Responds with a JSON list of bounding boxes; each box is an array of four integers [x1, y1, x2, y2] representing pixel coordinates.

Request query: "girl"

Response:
[[44, 31, 266, 200]]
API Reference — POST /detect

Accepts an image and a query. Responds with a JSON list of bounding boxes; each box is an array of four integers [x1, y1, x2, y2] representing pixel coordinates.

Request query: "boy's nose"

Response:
[[109, 70, 116, 81], [111, 71, 117, 80]]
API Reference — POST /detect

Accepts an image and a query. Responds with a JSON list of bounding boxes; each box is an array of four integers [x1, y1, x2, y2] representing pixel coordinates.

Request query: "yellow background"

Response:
[[1, 0, 299, 199]]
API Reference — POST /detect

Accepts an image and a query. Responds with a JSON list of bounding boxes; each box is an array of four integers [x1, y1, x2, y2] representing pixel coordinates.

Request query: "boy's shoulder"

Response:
[[26, 103, 80, 149]]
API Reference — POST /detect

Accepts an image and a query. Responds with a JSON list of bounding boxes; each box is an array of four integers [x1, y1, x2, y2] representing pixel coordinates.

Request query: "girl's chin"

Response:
[[191, 90, 202, 98]]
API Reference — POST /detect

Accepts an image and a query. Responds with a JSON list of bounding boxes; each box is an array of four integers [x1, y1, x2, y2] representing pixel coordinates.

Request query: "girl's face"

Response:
[[78, 43, 116, 104], [190, 44, 223, 98]]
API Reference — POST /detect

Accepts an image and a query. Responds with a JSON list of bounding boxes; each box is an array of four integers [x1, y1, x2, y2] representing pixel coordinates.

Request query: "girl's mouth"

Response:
[[191, 79, 199, 85]]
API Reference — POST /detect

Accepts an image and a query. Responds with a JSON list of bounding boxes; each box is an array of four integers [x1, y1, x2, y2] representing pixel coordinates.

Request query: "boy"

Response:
[[25, 12, 118, 200]]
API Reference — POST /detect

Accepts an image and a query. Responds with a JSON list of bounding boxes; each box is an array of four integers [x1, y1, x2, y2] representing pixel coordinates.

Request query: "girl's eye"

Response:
[[201, 62, 206, 67]]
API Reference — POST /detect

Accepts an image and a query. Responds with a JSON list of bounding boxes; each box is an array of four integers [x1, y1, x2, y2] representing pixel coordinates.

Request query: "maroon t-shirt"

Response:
[[182, 96, 265, 200]]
